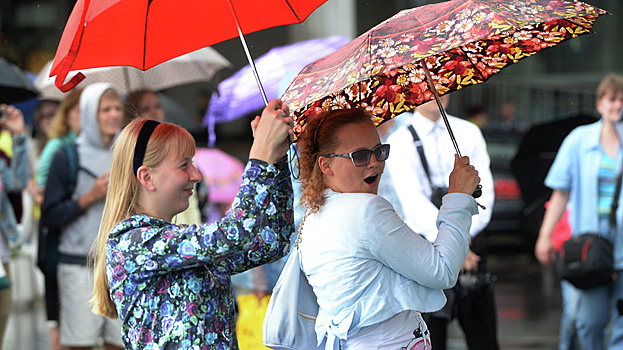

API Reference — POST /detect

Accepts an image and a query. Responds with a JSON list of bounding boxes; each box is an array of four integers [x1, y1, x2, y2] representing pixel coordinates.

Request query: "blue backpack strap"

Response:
[[63, 143, 79, 194], [62, 143, 99, 195]]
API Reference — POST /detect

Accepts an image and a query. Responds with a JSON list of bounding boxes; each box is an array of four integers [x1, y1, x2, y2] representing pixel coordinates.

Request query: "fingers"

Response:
[[260, 100, 291, 122], [281, 103, 290, 118], [457, 155, 470, 165], [253, 99, 293, 134], [0, 105, 25, 135], [266, 98, 282, 111], [250, 116, 260, 136], [262, 99, 285, 118], [249, 100, 295, 163], [458, 156, 478, 175]]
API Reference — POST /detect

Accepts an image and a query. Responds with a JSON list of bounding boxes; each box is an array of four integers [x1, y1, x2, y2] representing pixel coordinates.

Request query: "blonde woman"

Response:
[[90, 99, 294, 349], [121, 89, 201, 226]]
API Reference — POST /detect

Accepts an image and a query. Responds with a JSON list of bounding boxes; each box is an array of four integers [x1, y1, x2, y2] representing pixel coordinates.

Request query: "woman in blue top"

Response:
[[535, 73, 623, 349], [90, 99, 295, 349], [296, 108, 480, 349]]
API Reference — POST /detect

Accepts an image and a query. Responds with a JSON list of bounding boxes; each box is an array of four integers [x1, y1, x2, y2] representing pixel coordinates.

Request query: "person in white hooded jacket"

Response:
[[41, 83, 124, 350]]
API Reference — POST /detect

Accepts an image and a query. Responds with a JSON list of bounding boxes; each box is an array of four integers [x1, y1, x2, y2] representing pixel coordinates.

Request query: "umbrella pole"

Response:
[[421, 62, 462, 158], [226, 0, 269, 106], [421, 62, 483, 201]]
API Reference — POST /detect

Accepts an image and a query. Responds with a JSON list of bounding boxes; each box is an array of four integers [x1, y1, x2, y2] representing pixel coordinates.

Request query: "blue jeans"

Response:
[[559, 280, 580, 350], [574, 216, 623, 349], [576, 269, 623, 349]]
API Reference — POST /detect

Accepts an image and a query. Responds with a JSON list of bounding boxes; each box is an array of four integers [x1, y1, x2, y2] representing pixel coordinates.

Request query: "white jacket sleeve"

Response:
[[362, 194, 477, 290]]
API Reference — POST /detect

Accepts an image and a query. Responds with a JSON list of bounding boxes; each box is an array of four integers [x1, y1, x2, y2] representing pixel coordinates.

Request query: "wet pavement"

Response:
[[2, 247, 561, 350], [448, 252, 561, 349]]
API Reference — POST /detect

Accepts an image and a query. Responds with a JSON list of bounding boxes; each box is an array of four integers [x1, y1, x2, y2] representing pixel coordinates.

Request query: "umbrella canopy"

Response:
[[194, 147, 245, 204], [37, 47, 232, 101], [0, 58, 40, 104], [281, 0, 607, 137], [202, 35, 351, 145], [50, 0, 327, 93]]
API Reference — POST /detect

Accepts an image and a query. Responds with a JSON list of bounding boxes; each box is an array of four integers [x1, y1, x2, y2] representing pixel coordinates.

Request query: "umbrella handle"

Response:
[[473, 184, 482, 199]]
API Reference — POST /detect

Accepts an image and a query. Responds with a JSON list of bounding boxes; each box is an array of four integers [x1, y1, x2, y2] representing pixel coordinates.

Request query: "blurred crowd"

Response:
[[1, 64, 623, 350], [0, 83, 241, 349]]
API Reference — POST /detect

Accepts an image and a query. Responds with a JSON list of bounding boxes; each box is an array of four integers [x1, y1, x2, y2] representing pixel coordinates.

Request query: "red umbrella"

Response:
[[282, 0, 608, 145], [50, 0, 327, 97]]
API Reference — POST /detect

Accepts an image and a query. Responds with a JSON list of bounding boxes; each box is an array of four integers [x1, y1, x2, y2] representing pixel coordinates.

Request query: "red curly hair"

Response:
[[297, 108, 374, 214]]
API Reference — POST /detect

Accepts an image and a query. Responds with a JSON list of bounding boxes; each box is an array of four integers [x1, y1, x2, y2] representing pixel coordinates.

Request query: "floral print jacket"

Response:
[[106, 158, 293, 349]]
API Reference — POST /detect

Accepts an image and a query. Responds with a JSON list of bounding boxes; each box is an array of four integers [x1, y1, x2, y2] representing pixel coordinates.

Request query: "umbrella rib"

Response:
[[143, 0, 154, 71], [457, 46, 488, 85], [362, 32, 373, 102], [560, 16, 594, 33], [283, 0, 302, 23]]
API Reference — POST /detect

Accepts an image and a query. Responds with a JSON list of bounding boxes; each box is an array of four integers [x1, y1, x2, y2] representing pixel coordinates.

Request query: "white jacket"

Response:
[[299, 189, 477, 349]]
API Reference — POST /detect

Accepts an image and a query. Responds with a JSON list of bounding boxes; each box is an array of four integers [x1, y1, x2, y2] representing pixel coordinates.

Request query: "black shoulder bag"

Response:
[[555, 172, 620, 289]]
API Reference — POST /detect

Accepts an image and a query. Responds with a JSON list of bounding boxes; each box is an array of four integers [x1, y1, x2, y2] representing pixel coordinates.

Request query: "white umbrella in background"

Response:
[[35, 46, 232, 101]]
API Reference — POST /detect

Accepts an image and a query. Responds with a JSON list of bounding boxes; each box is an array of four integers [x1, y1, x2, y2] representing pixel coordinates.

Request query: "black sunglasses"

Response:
[[324, 144, 390, 167]]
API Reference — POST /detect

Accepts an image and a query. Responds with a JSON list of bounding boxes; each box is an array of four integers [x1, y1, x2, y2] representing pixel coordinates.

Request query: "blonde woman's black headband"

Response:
[[133, 120, 160, 175]]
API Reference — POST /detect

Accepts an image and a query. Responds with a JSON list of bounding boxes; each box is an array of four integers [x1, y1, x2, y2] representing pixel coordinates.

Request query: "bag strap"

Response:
[[63, 143, 99, 195], [64, 143, 79, 193], [295, 213, 308, 274], [610, 171, 623, 228], [295, 214, 307, 249], [407, 124, 433, 187]]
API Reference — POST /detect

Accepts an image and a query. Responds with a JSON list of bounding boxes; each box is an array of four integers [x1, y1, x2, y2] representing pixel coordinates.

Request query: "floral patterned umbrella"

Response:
[[281, 0, 607, 138]]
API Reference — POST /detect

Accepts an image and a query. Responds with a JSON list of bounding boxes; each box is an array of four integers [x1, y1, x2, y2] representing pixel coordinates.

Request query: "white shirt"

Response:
[[385, 111, 494, 241]]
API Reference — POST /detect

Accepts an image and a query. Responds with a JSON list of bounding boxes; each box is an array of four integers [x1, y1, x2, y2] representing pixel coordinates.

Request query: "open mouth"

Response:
[[364, 174, 378, 185]]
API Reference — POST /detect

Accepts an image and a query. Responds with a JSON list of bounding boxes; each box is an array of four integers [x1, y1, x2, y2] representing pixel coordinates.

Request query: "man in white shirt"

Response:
[[383, 95, 498, 350]]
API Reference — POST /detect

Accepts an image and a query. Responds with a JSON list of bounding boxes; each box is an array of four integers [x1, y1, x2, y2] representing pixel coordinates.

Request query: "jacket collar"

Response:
[[583, 120, 604, 151]]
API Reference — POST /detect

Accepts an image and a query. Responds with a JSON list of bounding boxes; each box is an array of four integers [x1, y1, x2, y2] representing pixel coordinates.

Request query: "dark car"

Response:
[[481, 129, 528, 252], [481, 114, 598, 253]]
